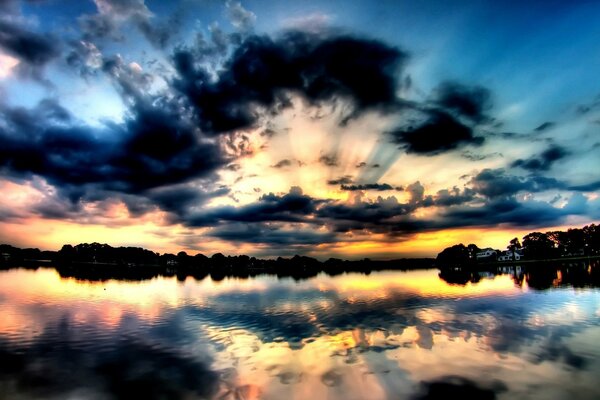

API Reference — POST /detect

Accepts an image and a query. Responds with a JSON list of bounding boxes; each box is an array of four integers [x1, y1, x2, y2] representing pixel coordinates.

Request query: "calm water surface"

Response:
[[0, 266, 599, 399]]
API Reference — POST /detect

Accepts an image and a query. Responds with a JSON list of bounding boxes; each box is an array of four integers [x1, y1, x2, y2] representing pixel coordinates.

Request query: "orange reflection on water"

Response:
[[2, 268, 178, 304], [0, 266, 519, 340], [318, 270, 520, 299], [0, 268, 183, 331], [0, 266, 521, 342]]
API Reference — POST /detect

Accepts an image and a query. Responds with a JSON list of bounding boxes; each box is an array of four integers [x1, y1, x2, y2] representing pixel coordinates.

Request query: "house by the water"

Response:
[[476, 248, 498, 260], [497, 250, 525, 261]]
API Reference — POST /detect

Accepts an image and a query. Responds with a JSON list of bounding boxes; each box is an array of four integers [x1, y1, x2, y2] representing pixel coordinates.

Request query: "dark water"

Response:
[[0, 264, 599, 399]]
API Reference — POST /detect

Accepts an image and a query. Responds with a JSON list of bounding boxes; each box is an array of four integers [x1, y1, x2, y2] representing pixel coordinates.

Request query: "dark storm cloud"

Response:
[[316, 196, 411, 225], [432, 81, 492, 123], [469, 168, 564, 198], [312, 182, 476, 235], [188, 187, 325, 227], [315, 176, 584, 234], [208, 222, 337, 245], [322, 191, 588, 235], [386, 81, 494, 156], [389, 111, 484, 155], [179, 175, 593, 240], [568, 180, 600, 192], [147, 186, 230, 217], [511, 145, 569, 171], [0, 18, 60, 77], [438, 195, 587, 228], [181, 185, 435, 237], [104, 104, 223, 190], [327, 176, 353, 185], [31, 192, 90, 220], [319, 154, 339, 167], [434, 187, 476, 207], [0, 97, 226, 214], [183, 171, 572, 238], [172, 30, 407, 134], [340, 183, 401, 191], [309, 194, 466, 236]]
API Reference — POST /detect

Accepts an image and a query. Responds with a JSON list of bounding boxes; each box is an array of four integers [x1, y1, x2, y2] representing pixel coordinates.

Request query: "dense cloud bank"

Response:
[[0, 0, 598, 250], [172, 31, 407, 134]]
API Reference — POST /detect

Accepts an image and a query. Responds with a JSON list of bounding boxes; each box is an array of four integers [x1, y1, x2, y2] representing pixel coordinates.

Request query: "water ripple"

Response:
[[0, 267, 599, 399]]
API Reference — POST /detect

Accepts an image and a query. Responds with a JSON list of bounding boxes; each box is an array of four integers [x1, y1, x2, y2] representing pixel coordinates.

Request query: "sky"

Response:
[[0, 0, 599, 258]]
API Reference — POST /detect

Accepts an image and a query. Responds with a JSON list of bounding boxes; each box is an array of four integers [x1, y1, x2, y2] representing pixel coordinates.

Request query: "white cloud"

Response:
[[0, 53, 19, 78], [280, 12, 334, 32]]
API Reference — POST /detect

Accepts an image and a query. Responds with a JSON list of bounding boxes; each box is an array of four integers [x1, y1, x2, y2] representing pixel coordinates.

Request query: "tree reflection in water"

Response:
[[438, 259, 600, 290]]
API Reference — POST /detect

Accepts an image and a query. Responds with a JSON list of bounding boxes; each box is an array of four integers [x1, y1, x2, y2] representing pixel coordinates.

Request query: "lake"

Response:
[[0, 263, 599, 399]]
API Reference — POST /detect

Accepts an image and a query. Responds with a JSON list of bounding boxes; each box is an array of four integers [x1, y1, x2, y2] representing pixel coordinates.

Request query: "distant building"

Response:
[[476, 248, 497, 259], [498, 250, 524, 261], [563, 249, 584, 257]]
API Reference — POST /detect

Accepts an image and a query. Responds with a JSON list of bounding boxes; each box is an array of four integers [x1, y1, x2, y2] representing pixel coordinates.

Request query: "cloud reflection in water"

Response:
[[0, 265, 599, 399]]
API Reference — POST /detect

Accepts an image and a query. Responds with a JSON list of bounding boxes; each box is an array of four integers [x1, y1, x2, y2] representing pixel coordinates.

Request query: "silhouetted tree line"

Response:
[[0, 242, 434, 281], [0, 244, 56, 263], [436, 223, 600, 267]]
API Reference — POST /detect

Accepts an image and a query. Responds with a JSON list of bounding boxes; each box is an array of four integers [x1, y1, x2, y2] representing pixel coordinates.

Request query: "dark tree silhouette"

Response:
[[565, 228, 586, 256], [436, 244, 472, 266], [583, 224, 600, 255], [466, 244, 481, 261], [507, 237, 522, 261], [522, 232, 554, 260]]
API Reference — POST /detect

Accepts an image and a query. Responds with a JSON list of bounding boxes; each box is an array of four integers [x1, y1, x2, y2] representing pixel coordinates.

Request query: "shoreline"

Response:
[[437, 255, 600, 270]]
